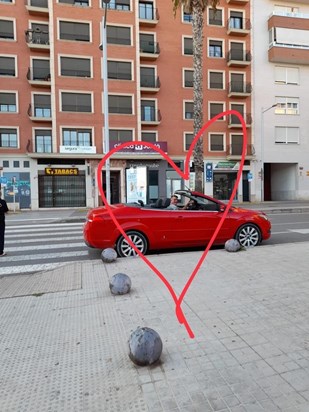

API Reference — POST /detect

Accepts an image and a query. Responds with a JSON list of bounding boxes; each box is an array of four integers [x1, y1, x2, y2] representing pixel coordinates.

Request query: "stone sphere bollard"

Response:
[[101, 248, 117, 263], [109, 273, 131, 295], [225, 239, 241, 252], [128, 327, 163, 366]]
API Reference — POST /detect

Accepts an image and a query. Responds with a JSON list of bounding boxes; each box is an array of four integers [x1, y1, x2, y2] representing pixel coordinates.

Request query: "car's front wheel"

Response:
[[116, 231, 148, 257], [235, 224, 261, 248]]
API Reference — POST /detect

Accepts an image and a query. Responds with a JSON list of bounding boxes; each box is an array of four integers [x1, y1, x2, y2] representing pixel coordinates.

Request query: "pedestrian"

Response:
[[0, 190, 9, 257]]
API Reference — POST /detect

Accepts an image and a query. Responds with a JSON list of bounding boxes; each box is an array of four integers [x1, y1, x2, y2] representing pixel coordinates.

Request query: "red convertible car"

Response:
[[83, 190, 271, 257]]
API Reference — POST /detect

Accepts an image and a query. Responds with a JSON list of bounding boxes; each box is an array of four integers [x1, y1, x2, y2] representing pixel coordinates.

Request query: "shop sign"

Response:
[[60, 146, 96, 154], [45, 168, 79, 176], [110, 141, 167, 154], [214, 161, 239, 170]]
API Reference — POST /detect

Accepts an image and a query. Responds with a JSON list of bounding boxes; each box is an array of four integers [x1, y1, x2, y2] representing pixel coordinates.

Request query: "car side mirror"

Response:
[[218, 204, 226, 212]]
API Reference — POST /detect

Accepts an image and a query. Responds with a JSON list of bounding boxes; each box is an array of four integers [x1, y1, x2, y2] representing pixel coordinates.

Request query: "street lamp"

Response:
[[260, 103, 277, 202], [101, 0, 111, 204]]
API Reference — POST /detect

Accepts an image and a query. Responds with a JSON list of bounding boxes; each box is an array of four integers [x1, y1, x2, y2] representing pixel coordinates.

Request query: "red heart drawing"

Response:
[[97, 110, 247, 338]]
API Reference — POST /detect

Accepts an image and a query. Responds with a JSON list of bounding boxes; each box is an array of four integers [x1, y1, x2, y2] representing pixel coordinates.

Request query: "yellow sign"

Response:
[[45, 168, 79, 176]]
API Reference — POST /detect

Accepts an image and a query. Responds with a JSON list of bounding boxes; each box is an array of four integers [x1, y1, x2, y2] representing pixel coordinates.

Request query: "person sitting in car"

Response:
[[183, 199, 198, 210], [166, 195, 179, 210]]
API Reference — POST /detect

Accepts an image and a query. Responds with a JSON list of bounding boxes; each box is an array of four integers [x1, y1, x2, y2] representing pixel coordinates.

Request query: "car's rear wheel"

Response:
[[116, 231, 148, 257], [235, 224, 261, 248]]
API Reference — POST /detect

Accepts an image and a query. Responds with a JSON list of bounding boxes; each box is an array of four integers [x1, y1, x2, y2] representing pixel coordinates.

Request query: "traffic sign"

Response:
[[247, 172, 253, 182]]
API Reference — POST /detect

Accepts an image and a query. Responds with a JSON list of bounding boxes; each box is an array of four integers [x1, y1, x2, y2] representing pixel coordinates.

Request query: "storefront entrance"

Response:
[[38, 174, 86, 207], [213, 172, 238, 201]]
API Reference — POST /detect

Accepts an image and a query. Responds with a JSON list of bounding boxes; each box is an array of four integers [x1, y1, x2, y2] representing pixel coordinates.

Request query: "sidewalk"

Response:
[[0, 242, 309, 411], [5, 200, 309, 225]]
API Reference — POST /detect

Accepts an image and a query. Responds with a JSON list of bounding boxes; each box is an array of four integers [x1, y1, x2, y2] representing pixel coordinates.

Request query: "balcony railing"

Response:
[[140, 40, 160, 55], [106, 1, 130, 11], [226, 144, 255, 157], [27, 67, 50, 82], [25, 29, 49, 46], [139, 5, 159, 22], [140, 74, 160, 89], [141, 108, 161, 123], [227, 50, 251, 64], [227, 17, 251, 32], [228, 113, 252, 127], [28, 103, 51, 119], [228, 81, 252, 95]]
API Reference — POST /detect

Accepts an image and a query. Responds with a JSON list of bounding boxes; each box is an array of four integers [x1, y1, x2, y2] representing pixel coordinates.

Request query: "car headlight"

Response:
[[259, 214, 269, 221]]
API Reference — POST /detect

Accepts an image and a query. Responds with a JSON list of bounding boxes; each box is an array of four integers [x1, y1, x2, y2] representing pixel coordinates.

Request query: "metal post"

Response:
[[102, 1, 111, 204], [260, 104, 277, 202]]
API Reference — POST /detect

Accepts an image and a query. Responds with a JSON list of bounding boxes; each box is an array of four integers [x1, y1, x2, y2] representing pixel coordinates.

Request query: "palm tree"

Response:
[[173, 0, 219, 192]]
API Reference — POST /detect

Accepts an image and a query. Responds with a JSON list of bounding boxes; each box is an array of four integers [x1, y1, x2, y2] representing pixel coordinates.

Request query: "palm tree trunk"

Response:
[[192, 1, 204, 193]]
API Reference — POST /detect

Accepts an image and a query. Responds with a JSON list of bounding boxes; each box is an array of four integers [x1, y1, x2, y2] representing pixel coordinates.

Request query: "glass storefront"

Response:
[[213, 172, 238, 201]]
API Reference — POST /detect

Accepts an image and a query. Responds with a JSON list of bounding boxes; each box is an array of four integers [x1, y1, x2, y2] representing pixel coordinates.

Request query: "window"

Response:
[[209, 40, 223, 57], [107, 0, 130, 11], [140, 66, 157, 87], [230, 103, 244, 124], [139, 1, 155, 19], [0, 92, 16, 112], [209, 71, 224, 89], [109, 95, 132, 114], [13, 160, 19, 168], [275, 127, 299, 144], [61, 92, 92, 112], [230, 73, 245, 92], [141, 100, 156, 121], [29, 23, 49, 44], [141, 132, 156, 142], [35, 129, 52, 153], [32, 59, 50, 80], [24, 161, 30, 168], [184, 69, 193, 87], [107, 25, 131, 45], [0, 56, 16, 76], [109, 129, 133, 142], [63, 128, 92, 146], [0, 0, 14, 3], [229, 42, 246, 61], [59, 0, 89, 6], [183, 37, 193, 55], [0, 128, 17, 148], [59, 21, 90, 42], [231, 134, 243, 155], [140, 33, 158, 54], [108, 61, 132, 80], [229, 11, 243, 29], [208, 8, 222, 26], [275, 66, 299, 85], [210, 134, 224, 151], [0, 19, 14, 40], [275, 97, 299, 115], [184, 133, 193, 151], [184, 102, 194, 119], [33, 94, 51, 117], [209, 103, 224, 120], [183, 11, 192, 23], [60, 56, 91, 77], [3, 161, 9, 167]]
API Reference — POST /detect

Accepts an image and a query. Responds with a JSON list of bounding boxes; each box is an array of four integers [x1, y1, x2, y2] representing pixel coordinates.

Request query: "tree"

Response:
[[172, 0, 219, 192]]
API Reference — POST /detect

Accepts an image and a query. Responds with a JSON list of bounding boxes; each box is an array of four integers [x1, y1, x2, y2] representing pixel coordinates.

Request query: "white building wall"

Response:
[[252, 0, 309, 201]]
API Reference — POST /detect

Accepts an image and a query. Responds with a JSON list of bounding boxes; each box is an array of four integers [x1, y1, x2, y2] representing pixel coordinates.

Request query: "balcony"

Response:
[[27, 67, 51, 87], [226, 0, 249, 4], [228, 113, 252, 128], [28, 103, 52, 122], [140, 75, 160, 93], [141, 108, 161, 125], [139, 5, 159, 26], [227, 18, 251, 36], [25, 0, 49, 15], [227, 50, 251, 66], [25, 29, 50, 51], [226, 144, 255, 160], [140, 41, 160, 60], [228, 81, 252, 97]]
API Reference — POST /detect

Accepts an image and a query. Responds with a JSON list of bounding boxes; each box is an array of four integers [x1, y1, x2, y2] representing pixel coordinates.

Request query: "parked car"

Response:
[[83, 190, 271, 257]]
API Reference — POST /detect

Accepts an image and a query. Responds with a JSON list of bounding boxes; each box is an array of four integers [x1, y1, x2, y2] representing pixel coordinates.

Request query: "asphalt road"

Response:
[[264, 211, 309, 245]]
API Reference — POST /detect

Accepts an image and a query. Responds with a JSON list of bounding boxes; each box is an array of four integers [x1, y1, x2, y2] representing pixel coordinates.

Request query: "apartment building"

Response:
[[252, 0, 309, 201], [0, 0, 252, 209]]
